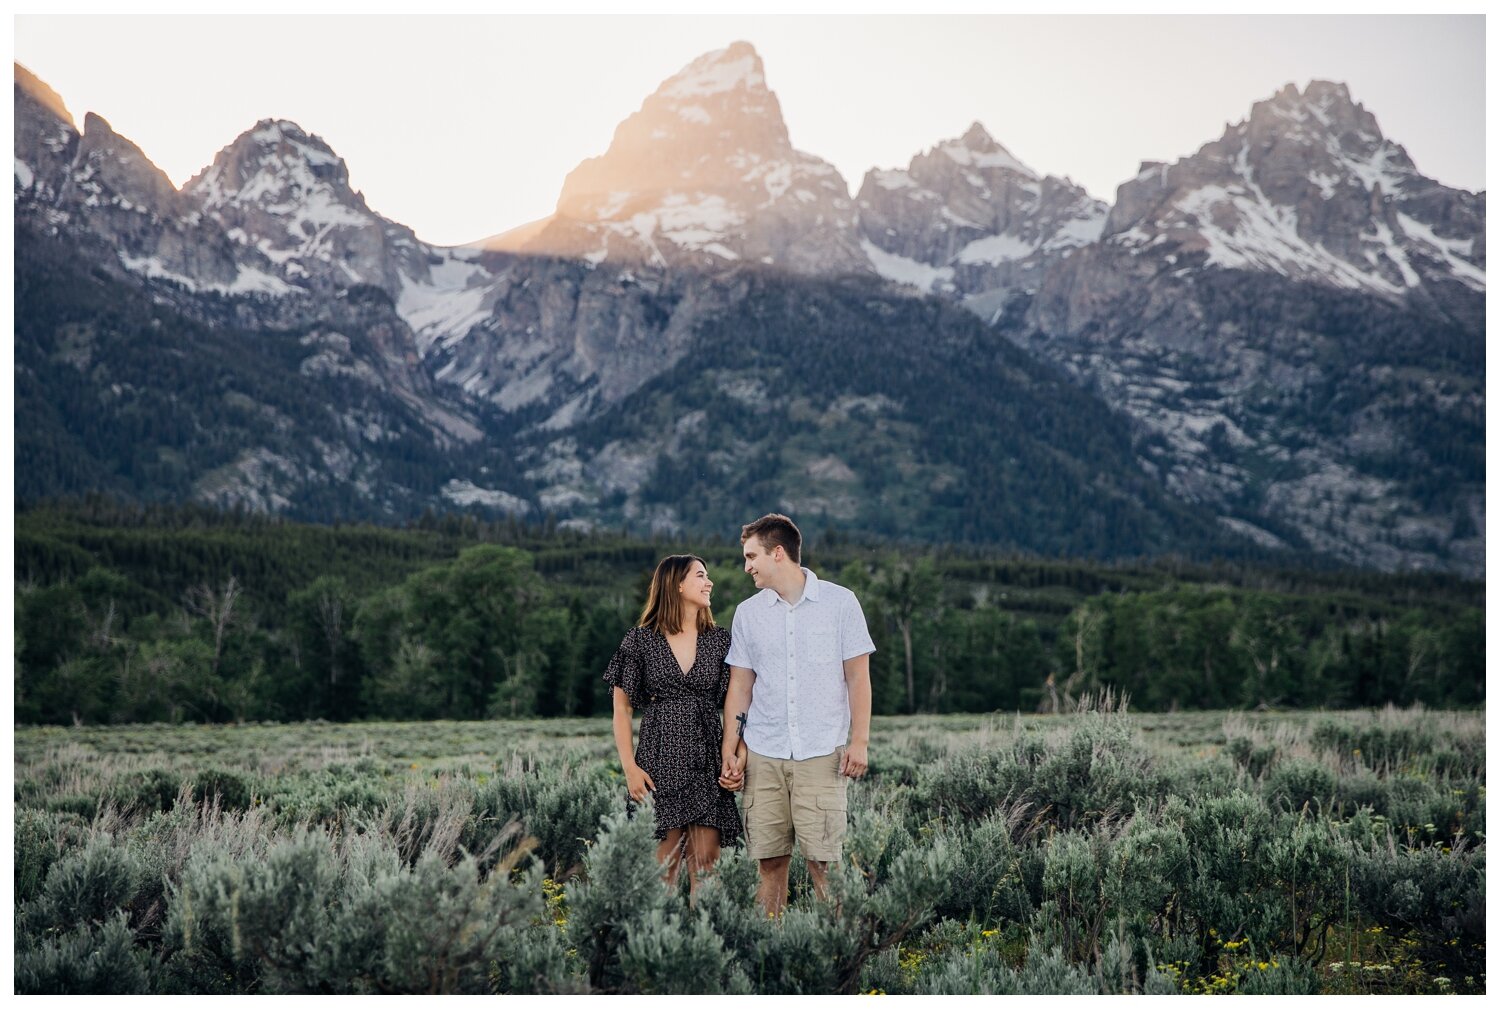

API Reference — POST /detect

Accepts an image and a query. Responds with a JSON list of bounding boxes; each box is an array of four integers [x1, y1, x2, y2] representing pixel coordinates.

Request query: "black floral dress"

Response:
[[603, 625, 742, 845]]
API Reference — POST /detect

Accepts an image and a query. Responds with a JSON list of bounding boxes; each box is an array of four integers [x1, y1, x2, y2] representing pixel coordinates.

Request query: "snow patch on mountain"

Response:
[[396, 254, 492, 353], [1396, 212, 1486, 289], [1364, 219, 1420, 287], [250, 121, 339, 166], [871, 168, 916, 191], [1042, 208, 1108, 250], [661, 45, 765, 99], [442, 479, 530, 514], [1342, 143, 1412, 196], [756, 161, 793, 201], [119, 251, 295, 296], [938, 137, 1034, 177], [655, 192, 743, 246], [862, 237, 953, 292], [1171, 182, 1403, 294], [958, 232, 1036, 265]]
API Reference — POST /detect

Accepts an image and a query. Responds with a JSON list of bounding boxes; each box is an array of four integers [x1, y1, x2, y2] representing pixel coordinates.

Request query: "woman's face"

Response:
[[679, 560, 713, 611]]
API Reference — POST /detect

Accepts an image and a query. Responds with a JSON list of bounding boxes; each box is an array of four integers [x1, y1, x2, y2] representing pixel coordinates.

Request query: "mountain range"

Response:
[[13, 44, 1485, 574]]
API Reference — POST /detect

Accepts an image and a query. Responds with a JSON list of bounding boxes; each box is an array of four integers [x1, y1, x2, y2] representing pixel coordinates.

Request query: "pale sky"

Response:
[[12, 12, 1486, 248]]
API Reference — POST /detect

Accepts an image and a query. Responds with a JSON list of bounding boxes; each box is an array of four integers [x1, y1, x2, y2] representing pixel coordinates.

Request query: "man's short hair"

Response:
[[741, 513, 802, 564]]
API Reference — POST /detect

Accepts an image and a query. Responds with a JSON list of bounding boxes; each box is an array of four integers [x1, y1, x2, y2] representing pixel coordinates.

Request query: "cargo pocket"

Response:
[[815, 788, 848, 846], [741, 783, 756, 847]]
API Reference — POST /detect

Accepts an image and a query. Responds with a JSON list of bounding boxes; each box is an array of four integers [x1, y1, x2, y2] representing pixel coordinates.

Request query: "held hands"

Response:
[[839, 741, 869, 779], [719, 744, 746, 791], [624, 763, 655, 802]]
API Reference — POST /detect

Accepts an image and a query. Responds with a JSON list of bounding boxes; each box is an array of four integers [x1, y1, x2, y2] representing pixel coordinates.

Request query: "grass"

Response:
[[13, 705, 1486, 994]]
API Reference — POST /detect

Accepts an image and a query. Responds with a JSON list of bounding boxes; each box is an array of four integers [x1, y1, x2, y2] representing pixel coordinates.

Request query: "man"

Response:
[[720, 513, 875, 917]]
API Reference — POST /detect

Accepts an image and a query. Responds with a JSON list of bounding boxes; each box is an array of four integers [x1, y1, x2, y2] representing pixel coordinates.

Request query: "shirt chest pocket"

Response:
[[806, 626, 839, 664]]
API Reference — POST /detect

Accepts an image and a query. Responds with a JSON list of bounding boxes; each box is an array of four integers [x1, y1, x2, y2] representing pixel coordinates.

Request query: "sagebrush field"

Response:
[[13, 703, 1485, 994]]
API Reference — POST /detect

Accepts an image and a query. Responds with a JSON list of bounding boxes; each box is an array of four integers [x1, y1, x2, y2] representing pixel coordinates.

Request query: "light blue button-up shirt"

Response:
[[726, 567, 876, 760]]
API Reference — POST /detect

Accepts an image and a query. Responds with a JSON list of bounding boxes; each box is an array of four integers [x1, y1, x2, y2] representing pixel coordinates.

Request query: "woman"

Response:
[[605, 554, 745, 892]]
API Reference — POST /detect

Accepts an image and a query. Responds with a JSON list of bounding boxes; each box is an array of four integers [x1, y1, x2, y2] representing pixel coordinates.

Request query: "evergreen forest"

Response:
[[15, 499, 1483, 726]]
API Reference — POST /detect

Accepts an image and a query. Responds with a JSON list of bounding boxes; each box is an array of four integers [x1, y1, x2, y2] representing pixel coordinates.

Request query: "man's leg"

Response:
[[806, 859, 830, 899], [757, 854, 792, 917], [788, 746, 847, 900], [744, 750, 795, 916]]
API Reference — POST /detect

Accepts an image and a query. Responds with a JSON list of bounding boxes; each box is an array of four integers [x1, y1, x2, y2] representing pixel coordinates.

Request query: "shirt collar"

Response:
[[766, 566, 819, 607]]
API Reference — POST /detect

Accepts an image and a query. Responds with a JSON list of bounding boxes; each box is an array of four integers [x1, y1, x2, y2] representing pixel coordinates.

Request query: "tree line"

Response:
[[14, 501, 1483, 725]]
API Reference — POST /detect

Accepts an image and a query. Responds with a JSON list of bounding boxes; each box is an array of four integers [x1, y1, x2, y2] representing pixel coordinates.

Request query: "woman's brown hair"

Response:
[[637, 554, 716, 635]]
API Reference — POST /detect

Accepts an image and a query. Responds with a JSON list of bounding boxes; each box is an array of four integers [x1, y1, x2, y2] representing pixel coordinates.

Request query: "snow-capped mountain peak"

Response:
[[659, 40, 767, 101], [518, 41, 868, 274], [855, 123, 1105, 302], [1104, 79, 1484, 298], [187, 118, 361, 215], [178, 118, 412, 292], [936, 121, 1037, 178]]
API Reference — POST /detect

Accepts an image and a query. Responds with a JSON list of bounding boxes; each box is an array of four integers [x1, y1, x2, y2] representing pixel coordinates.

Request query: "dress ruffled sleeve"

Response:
[[603, 629, 648, 710]]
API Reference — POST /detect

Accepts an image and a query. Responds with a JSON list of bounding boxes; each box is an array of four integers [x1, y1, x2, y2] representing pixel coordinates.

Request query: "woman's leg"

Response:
[[657, 829, 686, 887], [684, 825, 722, 896]]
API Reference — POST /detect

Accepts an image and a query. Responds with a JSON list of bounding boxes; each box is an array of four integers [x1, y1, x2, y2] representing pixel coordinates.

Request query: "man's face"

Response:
[[742, 536, 778, 588]]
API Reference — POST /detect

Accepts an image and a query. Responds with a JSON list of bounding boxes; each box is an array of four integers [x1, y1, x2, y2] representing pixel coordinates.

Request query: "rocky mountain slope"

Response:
[[13, 55, 1485, 573], [855, 122, 1107, 315], [1016, 81, 1484, 573]]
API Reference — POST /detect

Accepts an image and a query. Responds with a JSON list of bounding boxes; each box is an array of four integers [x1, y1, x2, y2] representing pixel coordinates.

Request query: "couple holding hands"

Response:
[[606, 513, 875, 916]]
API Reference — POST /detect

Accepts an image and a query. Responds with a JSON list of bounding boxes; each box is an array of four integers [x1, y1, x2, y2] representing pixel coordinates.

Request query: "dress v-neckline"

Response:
[[661, 629, 697, 677]]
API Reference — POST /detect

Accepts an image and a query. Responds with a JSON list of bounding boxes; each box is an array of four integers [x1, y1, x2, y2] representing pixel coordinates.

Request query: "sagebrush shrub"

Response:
[[932, 808, 1035, 923], [14, 913, 152, 994], [912, 933, 1101, 995], [564, 803, 677, 993], [106, 768, 182, 814], [1103, 819, 1191, 929], [10, 710, 1483, 995], [1264, 758, 1337, 814], [475, 762, 616, 877], [190, 767, 257, 811], [20, 837, 148, 941], [14, 807, 88, 904], [266, 768, 388, 827]]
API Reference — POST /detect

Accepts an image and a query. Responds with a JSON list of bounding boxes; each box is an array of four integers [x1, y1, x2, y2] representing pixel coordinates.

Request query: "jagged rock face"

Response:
[[423, 255, 748, 422], [12, 58, 1485, 574], [1019, 81, 1485, 576], [183, 120, 442, 297], [14, 64, 79, 204], [855, 123, 1107, 309], [427, 41, 876, 417], [1099, 81, 1485, 303], [520, 42, 870, 275], [15, 69, 244, 290], [300, 286, 486, 447]]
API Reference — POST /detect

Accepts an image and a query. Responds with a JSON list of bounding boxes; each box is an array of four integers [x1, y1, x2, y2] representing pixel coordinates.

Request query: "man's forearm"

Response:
[[722, 666, 753, 755], [844, 654, 872, 745]]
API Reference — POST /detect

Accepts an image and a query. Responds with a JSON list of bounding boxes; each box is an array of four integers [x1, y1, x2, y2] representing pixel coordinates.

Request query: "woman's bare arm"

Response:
[[612, 686, 654, 800]]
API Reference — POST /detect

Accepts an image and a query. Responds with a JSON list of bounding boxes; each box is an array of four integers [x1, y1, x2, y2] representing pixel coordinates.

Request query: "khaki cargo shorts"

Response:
[[742, 746, 848, 862]]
